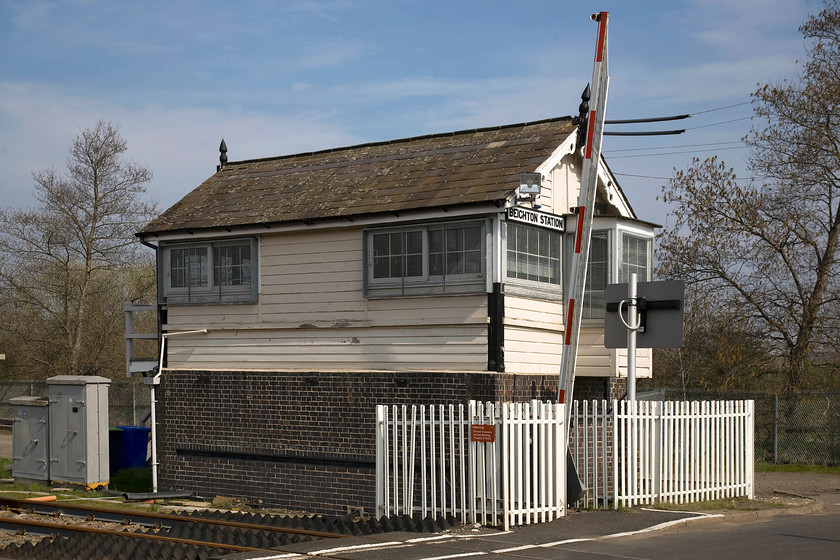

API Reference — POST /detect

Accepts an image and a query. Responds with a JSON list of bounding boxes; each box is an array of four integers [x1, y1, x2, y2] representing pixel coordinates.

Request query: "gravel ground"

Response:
[[753, 471, 840, 498]]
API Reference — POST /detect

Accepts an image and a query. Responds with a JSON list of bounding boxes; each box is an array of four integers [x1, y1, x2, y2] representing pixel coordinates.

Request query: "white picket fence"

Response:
[[375, 401, 566, 530], [376, 399, 755, 528], [570, 399, 755, 509]]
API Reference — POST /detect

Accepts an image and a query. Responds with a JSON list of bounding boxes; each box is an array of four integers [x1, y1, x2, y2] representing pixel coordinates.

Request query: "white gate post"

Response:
[[746, 400, 755, 499], [375, 405, 385, 518], [653, 400, 663, 501]]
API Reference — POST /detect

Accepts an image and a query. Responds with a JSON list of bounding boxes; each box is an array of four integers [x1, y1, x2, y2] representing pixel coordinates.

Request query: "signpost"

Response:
[[605, 277, 685, 400]]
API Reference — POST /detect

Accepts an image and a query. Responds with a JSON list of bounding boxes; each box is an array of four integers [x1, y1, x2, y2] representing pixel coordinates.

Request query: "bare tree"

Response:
[[657, 1, 840, 392], [0, 121, 157, 378]]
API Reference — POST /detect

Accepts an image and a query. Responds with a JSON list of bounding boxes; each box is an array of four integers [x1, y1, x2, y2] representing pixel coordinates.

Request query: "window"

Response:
[[372, 230, 424, 280], [161, 238, 258, 304], [430, 224, 483, 276], [620, 234, 650, 282], [365, 221, 486, 296], [575, 226, 652, 320], [506, 222, 562, 285], [582, 231, 609, 319]]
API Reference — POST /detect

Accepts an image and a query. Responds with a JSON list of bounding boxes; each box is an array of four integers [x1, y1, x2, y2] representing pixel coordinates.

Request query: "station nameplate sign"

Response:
[[470, 424, 496, 443], [506, 207, 565, 232]]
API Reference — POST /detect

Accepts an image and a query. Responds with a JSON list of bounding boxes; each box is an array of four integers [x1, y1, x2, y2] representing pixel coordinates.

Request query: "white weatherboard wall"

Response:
[[504, 295, 564, 375], [163, 224, 653, 375], [164, 227, 489, 371], [503, 295, 651, 377]]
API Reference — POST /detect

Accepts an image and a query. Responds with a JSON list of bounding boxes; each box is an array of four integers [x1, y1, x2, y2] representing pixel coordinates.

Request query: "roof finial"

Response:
[[219, 139, 228, 169], [575, 84, 591, 149]]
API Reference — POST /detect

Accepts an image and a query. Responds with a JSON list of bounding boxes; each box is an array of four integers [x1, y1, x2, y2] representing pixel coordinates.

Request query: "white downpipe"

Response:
[[149, 329, 208, 494]]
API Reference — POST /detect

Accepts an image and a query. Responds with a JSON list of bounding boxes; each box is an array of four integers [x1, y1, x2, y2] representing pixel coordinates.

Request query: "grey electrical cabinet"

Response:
[[10, 396, 50, 483], [47, 376, 111, 487]]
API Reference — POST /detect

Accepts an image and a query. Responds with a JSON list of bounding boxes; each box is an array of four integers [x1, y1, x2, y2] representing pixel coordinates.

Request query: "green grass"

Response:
[[0, 458, 12, 479], [755, 462, 840, 474], [109, 468, 152, 493], [652, 496, 783, 511]]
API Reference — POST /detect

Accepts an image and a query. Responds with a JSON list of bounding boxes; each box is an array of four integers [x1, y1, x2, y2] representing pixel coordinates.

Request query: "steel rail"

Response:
[[0, 517, 276, 554], [0, 498, 348, 539]]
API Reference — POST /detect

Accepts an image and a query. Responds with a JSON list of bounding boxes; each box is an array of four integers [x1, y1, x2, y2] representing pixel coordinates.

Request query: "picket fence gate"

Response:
[[375, 401, 566, 531], [570, 399, 755, 509]]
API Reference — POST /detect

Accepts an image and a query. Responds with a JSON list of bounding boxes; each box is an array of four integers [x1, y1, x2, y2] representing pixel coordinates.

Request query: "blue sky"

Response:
[[0, 0, 819, 227]]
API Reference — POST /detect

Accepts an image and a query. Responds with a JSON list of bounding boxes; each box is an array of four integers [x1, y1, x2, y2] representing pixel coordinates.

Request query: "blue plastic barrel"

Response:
[[115, 426, 151, 470]]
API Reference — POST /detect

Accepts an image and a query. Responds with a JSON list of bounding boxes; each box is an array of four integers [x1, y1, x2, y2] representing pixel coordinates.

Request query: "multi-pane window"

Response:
[[578, 228, 652, 320], [429, 224, 483, 276], [620, 234, 650, 282], [161, 238, 257, 304], [366, 221, 486, 296], [372, 230, 423, 279], [170, 246, 208, 289], [582, 231, 609, 319], [506, 222, 562, 285]]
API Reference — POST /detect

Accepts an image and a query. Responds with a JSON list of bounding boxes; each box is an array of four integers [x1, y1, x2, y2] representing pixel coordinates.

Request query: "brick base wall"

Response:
[[158, 371, 626, 515]]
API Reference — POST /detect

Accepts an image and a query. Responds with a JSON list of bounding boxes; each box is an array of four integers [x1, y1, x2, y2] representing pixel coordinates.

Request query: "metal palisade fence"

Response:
[[375, 401, 566, 531], [570, 399, 755, 509]]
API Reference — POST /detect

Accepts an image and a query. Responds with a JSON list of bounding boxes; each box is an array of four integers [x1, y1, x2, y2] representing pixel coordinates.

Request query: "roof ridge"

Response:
[[223, 116, 574, 167]]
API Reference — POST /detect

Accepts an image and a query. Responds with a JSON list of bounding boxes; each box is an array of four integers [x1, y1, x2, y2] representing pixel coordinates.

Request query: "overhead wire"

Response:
[[607, 141, 744, 153], [607, 146, 746, 159], [614, 171, 762, 182]]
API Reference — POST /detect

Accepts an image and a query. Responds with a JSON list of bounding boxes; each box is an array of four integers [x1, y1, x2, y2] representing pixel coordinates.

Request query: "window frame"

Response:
[[364, 219, 488, 297], [502, 220, 565, 299], [160, 237, 259, 305], [566, 218, 654, 322]]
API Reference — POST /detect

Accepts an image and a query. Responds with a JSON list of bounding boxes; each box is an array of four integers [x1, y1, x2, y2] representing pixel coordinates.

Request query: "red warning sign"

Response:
[[470, 424, 496, 443]]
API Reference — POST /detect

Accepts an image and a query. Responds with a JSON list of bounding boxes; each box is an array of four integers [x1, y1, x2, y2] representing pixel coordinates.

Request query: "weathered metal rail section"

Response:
[[0, 497, 348, 539], [0, 497, 349, 559]]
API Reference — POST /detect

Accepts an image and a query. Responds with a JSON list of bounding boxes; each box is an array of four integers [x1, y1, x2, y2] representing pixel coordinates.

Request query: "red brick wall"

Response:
[[157, 370, 625, 515]]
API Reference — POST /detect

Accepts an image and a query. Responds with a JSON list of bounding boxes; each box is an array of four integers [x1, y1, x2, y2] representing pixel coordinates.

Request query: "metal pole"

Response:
[[627, 273, 638, 401], [773, 395, 779, 464], [149, 329, 208, 494], [150, 383, 159, 493], [132, 380, 137, 427]]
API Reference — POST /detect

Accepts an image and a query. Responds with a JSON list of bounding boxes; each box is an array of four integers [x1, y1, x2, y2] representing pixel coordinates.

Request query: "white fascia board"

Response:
[[528, 133, 634, 220], [140, 202, 508, 243], [534, 133, 577, 178], [597, 154, 634, 219]]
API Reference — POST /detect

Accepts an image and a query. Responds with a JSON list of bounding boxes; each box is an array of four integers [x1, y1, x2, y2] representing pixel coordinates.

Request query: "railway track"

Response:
[[0, 497, 348, 559], [0, 497, 458, 560]]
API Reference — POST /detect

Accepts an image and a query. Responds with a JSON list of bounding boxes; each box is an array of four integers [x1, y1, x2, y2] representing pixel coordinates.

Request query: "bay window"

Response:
[[572, 219, 654, 320]]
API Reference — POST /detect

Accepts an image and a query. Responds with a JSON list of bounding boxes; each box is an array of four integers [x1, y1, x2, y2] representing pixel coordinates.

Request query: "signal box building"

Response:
[[138, 117, 655, 514]]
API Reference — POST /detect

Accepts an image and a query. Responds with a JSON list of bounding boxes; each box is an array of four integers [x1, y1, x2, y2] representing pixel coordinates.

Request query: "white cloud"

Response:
[[0, 82, 359, 212]]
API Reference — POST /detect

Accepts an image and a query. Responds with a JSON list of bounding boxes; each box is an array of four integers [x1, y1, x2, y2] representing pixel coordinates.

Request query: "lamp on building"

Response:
[[517, 172, 542, 208]]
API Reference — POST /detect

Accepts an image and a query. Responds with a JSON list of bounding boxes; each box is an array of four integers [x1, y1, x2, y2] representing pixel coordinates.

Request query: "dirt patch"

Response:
[[754, 471, 840, 498]]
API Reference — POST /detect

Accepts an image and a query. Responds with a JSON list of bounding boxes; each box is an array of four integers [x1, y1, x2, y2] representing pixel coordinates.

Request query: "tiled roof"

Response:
[[139, 117, 576, 235]]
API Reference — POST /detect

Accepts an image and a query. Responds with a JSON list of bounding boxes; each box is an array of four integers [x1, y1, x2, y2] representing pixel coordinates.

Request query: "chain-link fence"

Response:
[[638, 389, 840, 466], [1, 378, 152, 427]]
